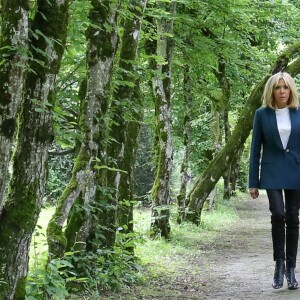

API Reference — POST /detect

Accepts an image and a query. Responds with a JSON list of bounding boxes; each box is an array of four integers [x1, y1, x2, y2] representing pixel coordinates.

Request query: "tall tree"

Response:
[[47, 0, 121, 259], [176, 63, 192, 224], [0, 1, 29, 211], [150, 1, 177, 238], [0, 0, 71, 298], [117, 81, 144, 235], [107, 0, 147, 236]]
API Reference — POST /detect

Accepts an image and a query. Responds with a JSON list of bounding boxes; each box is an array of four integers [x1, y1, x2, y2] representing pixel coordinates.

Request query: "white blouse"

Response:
[[275, 107, 291, 149]]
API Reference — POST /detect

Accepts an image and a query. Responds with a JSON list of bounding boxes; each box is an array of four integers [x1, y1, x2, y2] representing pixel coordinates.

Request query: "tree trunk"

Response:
[[186, 43, 300, 225], [47, 0, 120, 258], [222, 108, 233, 200], [0, 1, 71, 299], [176, 64, 192, 224], [202, 27, 234, 201], [0, 1, 29, 211], [230, 146, 244, 193], [107, 1, 147, 239], [214, 60, 232, 200], [150, 1, 176, 239], [117, 81, 144, 237], [207, 103, 222, 209]]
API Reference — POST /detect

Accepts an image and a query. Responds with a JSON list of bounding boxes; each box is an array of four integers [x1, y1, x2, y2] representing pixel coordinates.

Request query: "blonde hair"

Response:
[[263, 72, 299, 109]]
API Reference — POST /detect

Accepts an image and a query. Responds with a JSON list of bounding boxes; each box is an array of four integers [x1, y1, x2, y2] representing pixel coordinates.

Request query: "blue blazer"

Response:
[[249, 106, 300, 189]]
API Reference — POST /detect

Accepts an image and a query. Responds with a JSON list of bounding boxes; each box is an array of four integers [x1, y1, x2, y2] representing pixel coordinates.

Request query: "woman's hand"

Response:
[[249, 188, 259, 199]]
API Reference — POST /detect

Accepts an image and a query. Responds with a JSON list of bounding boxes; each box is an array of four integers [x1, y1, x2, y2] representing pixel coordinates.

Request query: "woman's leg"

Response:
[[267, 189, 285, 261], [283, 189, 300, 289], [267, 189, 286, 289], [284, 189, 300, 268]]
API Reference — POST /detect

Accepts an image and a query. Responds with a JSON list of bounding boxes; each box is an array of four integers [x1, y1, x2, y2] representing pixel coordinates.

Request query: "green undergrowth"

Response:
[[26, 194, 243, 299]]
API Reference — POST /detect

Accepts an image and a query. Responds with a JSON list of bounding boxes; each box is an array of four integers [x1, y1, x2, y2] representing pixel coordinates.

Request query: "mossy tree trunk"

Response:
[[208, 102, 221, 208], [144, 7, 157, 88], [47, 0, 120, 259], [229, 146, 244, 193], [0, 1, 71, 299], [0, 0, 29, 212], [176, 64, 192, 224], [201, 27, 236, 201], [107, 1, 147, 238], [186, 42, 300, 225], [117, 82, 144, 236], [150, 1, 177, 239], [204, 66, 231, 208], [212, 39, 232, 200]]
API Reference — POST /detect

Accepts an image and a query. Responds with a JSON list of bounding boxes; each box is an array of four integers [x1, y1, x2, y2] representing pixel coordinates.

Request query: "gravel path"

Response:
[[194, 195, 300, 300], [100, 195, 300, 299]]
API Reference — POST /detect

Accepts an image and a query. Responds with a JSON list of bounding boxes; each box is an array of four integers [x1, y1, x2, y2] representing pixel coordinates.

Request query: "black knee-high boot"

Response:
[[273, 259, 285, 289], [286, 268, 299, 290]]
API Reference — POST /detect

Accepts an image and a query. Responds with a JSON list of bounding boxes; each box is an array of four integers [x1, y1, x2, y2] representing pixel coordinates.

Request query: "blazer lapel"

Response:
[[266, 107, 284, 149]]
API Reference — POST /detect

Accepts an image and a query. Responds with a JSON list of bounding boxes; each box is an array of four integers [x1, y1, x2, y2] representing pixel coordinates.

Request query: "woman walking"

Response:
[[249, 72, 300, 290]]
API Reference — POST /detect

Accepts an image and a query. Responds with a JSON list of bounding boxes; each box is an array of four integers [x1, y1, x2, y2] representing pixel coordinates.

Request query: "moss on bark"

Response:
[[0, 1, 71, 298], [47, 146, 89, 258], [150, 2, 176, 239], [0, 0, 29, 208], [47, 221, 68, 259], [0, 177, 40, 298], [64, 193, 86, 251], [47, 2, 121, 266], [176, 64, 192, 224], [14, 277, 27, 300], [107, 1, 146, 242], [87, 1, 120, 64]]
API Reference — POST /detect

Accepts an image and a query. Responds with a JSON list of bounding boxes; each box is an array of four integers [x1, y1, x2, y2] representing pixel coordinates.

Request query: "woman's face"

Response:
[[273, 79, 290, 109]]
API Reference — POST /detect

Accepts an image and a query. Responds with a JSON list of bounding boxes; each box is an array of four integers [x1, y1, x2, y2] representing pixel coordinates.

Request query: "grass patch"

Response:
[[133, 196, 241, 283], [200, 201, 239, 231], [30, 206, 55, 265]]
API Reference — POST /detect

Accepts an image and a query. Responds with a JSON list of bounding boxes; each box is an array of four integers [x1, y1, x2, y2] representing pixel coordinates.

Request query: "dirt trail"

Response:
[[101, 195, 300, 299], [202, 195, 300, 300]]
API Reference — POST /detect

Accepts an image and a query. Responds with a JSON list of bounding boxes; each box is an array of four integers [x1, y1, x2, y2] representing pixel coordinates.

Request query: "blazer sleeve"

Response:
[[249, 109, 262, 188]]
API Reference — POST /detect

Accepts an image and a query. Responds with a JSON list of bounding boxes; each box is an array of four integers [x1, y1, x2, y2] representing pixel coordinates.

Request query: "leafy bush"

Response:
[[26, 252, 71, 299], [26, 231, 144, 299], [67, 230, 144, 294]]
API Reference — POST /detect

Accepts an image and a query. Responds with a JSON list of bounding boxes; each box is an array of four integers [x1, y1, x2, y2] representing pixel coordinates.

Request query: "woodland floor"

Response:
[[95, 195, 300, 300]]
